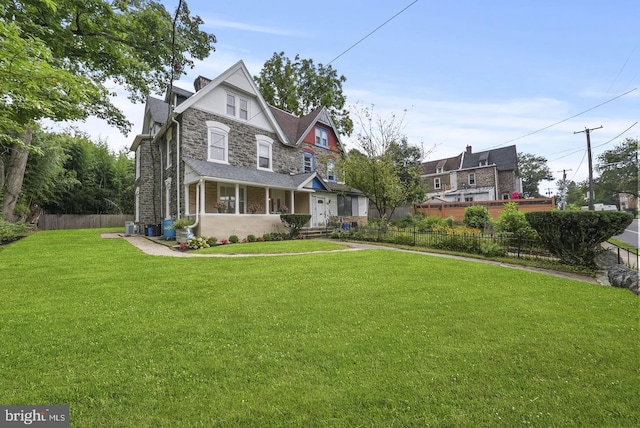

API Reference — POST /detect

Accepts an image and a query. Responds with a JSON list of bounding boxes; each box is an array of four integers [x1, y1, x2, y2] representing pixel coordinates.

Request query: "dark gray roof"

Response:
[[462, 145, 517, 171], [422, 153, 463, 175], [183, 157, 319, 189], [147, 96, 169, 125]]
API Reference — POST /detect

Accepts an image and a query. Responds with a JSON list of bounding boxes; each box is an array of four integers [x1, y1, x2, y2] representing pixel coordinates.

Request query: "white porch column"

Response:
[[200, 180, 206, 214], [289, 191, 295, 214], [235, 184, 240, 214], [265, 188, 270, 214]]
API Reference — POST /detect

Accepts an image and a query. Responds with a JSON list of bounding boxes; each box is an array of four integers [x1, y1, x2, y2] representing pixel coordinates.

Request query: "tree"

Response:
[[595, 138, 639, 206], [1, 0, 215, 220], [339, 105, 426, 220], [254, 52, 353, 136], [517, 152, 554, 197]]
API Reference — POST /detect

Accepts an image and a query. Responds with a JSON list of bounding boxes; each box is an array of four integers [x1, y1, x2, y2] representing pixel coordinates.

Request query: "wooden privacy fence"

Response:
[[415, 198, 555, 222], [38, 214, 134, 230]]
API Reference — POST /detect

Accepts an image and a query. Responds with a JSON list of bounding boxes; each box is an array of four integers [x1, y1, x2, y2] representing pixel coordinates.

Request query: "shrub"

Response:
[[463, 206, 491, 229], [494, 202, 537, 239], [262, 233, 272, 242], [188, 235, 210, 250], [207, 236, 217, 246], [247, 234, 257, 243], [525, 210, 633, 267], [0, 217, 29, 244], [229, 235, 239, 244], [280, 214, 312, 237], [480, 242, 507, 257]]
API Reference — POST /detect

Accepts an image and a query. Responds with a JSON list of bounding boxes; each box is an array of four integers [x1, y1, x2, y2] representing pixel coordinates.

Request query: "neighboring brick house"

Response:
[[421, 145, 522, 202], [131, 60, 367, 239]]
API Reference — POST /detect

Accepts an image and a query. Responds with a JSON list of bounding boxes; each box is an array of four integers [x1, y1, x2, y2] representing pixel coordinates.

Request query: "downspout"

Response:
[[189, 179, 203, 229], [172, 117, 181, 218], [494, 167, 499, 200]]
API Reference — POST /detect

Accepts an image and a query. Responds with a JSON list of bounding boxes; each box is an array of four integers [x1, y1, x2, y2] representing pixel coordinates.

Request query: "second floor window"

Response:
[[327, 160, 336, 182], [303, 152, 314, 173], [207, 121, 230, 163], [256, 135, 273, 170], [468, 173, 476, 185], [227, 93, 249, 120], [240, 99, 248, 120], [434, 178, 441, 189]]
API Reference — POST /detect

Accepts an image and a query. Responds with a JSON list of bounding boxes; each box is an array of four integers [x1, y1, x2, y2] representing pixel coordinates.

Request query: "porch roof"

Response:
[[183, 157, 328, 191]]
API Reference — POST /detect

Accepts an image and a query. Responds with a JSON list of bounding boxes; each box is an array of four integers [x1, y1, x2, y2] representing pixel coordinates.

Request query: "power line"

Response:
[[327, 1, 419, 66], [487, 87, 637, 149]]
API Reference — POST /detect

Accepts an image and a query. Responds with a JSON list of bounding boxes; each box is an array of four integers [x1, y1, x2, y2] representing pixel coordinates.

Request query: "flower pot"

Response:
[[176, 228, 194, 244]]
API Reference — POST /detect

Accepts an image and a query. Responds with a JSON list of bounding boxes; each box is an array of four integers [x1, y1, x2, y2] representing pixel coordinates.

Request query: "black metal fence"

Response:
[[605, 243, 639, 269], [332, 225, 554, 260]]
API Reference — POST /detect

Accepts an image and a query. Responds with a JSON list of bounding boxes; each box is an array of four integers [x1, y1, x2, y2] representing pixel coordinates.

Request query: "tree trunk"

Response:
[[2, 129, 32, 222]]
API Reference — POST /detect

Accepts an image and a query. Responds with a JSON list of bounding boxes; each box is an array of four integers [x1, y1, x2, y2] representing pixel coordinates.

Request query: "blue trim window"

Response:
[[303, 152, 314, 173], [315, 127, 328, 148]]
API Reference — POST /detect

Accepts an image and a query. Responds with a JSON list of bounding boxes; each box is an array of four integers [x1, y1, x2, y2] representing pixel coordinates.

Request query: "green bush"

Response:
[[463, 206, 491, 229], [480, 242, 507, 257], [0, 217, 29, 244], [280, 214, 312, 237], [229, 235, 239, 244], [206, 236, 217, 246], [494, 202, 537, 239], [525, 210, 633, 267], [247, 234, 257, 243]]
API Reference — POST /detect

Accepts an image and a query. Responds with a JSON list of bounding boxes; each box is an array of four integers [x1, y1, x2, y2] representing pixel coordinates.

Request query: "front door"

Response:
[[312, 196, 327, 227]]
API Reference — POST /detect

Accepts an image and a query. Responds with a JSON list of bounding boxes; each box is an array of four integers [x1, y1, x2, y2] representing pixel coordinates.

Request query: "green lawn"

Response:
[[1, 229, 638, 427]]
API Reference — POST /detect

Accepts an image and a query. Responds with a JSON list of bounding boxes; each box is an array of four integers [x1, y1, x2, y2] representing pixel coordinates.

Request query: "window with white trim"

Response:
[[468, 173, 476, 185], [327, 159, 336, 182], [226, 94, 235, 116], [436, 167, 444, 173], [240, 99, 248, 120], [226, 93, 249, 120], [315, 127, 328, 148], [206, 121, 230, 163], [256, 135, 273, 170], [434, 177, 441, 189], [303, 152, 314, 173], [166, 133, 172, 169]]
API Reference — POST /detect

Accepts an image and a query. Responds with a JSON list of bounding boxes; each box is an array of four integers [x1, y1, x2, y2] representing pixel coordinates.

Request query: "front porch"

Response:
[[184, 180, 315, 240]]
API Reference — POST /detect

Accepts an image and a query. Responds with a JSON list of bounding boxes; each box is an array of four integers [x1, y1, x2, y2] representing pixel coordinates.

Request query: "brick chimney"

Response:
[[193, 75, 212, 92], [466, 145, 472, 154]]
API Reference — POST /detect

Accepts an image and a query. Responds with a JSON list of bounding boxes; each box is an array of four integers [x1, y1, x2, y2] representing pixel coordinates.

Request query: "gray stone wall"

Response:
[[456, 167, 495, 189], [136, 140, 162, 227], [498, 170, 517, 195]]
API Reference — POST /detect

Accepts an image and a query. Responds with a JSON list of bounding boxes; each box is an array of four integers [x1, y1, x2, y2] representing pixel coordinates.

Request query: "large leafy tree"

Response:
[[0, 0, 215, 221], [339, 105, 425, 220], [254, 52, 353, 136], [517, 152, 554, 197], [595, 138, 638, 204]]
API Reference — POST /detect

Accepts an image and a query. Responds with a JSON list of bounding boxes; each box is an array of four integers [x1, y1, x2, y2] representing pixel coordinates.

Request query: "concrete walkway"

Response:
[[103, 233, 600, 285]]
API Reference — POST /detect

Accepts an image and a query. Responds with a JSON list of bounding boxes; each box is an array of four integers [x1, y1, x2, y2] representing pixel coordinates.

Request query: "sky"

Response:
[[53, 0, 639, 196]]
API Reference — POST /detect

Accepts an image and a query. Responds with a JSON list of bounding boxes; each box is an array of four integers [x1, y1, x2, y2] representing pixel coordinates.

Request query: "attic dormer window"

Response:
[[315, 127, 328, 148], [436, 167, 444, 173], [479, 160, 488, 166], [226, 93, 249, 120]]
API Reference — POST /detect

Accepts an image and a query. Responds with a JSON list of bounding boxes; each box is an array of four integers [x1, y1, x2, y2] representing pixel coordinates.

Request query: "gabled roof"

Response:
[[269, 105, 345, 152], [422, 153, 463, 175], [146, 96, 169, 126], [462, 145, 517, 172], [173, 60, 291, 146], [183, 157, 330, 191]]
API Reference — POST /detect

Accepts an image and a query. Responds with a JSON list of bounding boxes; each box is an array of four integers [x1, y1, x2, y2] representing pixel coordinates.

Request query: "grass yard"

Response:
[[0, 229, 638, 427]]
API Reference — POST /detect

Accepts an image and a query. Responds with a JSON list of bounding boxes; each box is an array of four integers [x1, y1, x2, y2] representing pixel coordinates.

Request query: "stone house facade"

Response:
[[421, 145, 522, 202], [131, 60, 367, 240]]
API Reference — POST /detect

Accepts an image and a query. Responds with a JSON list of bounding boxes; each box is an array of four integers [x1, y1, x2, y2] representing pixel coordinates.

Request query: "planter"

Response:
[[176, 227, 194, 244]]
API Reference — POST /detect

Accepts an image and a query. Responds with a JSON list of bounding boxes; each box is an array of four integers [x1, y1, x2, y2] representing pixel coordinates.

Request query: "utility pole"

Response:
[[556, 169, 572, 210], [574, 126, 602, 210]]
